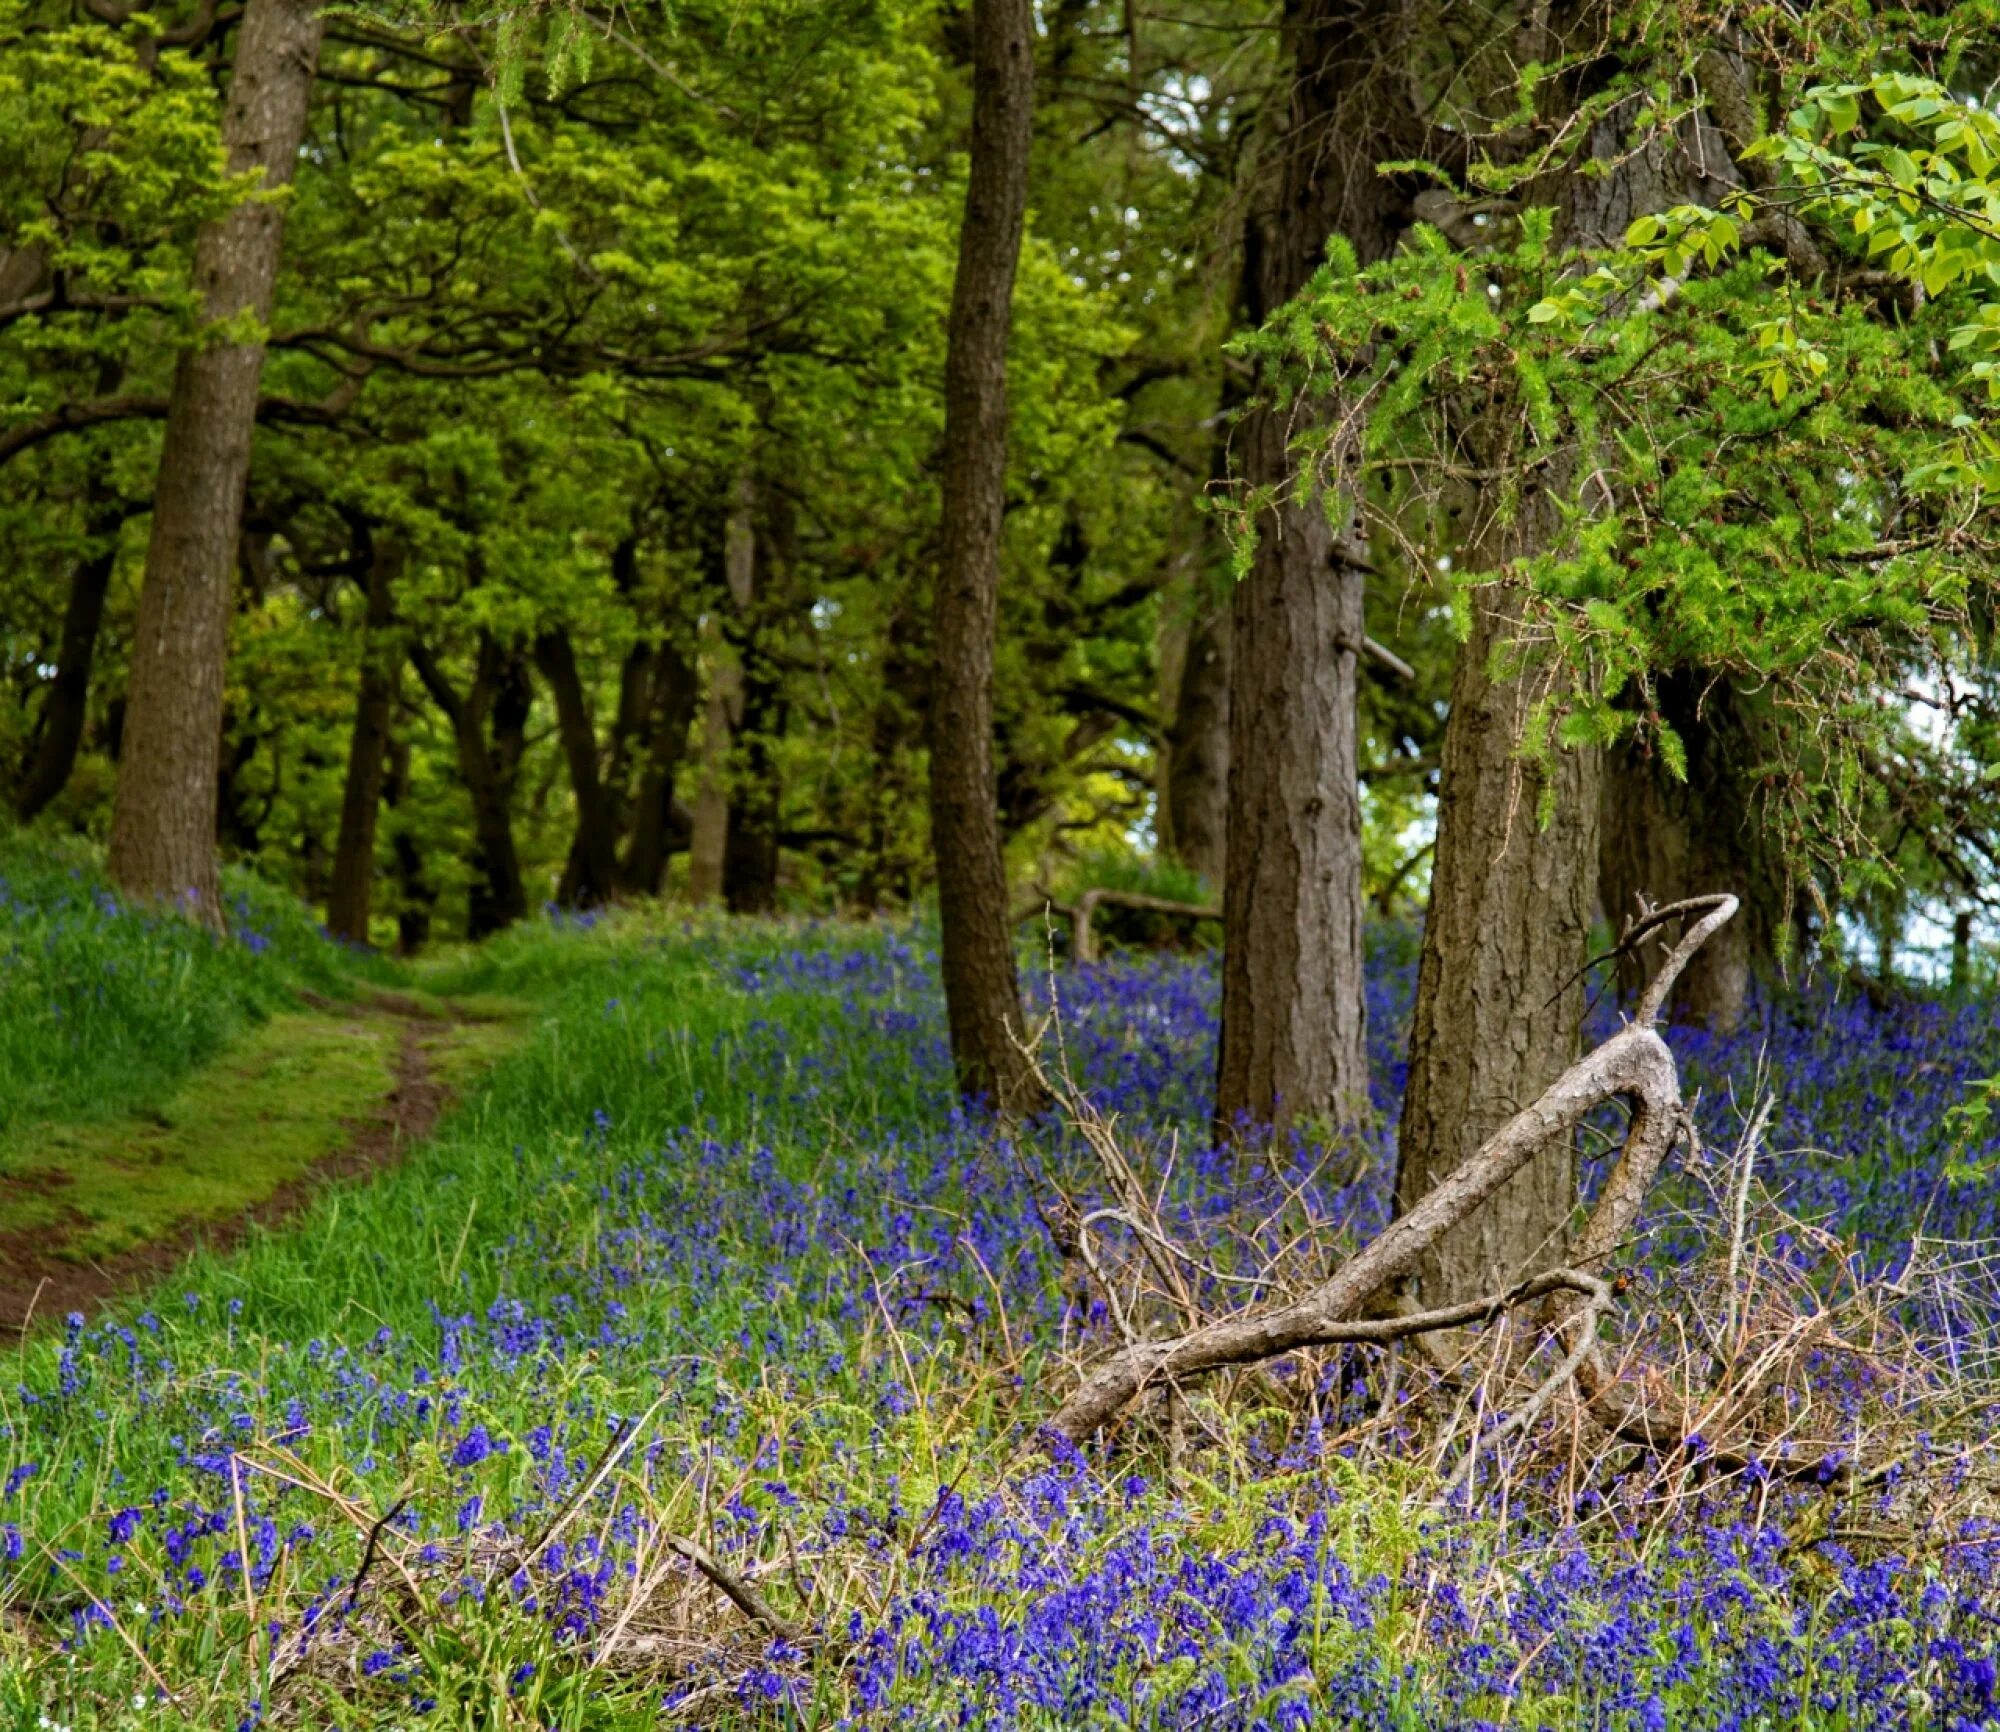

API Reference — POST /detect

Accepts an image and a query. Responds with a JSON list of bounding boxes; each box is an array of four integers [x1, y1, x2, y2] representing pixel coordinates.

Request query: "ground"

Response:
[[0, 857, 1996, 1730]]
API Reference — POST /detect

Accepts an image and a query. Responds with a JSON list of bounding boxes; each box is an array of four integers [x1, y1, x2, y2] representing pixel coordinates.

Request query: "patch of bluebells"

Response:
[[6, 915, 2000, 1727]]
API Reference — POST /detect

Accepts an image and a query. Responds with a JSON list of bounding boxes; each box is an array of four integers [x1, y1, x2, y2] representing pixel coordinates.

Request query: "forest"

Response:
[[6, 0, 2000, 1726]]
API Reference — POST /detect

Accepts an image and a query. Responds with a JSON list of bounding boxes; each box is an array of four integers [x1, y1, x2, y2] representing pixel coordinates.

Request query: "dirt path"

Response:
[[0, 1002, 457, 1337]]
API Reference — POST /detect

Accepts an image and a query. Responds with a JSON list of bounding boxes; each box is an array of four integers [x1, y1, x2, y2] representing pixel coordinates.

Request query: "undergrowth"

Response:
[[0, 879, 1996, 1729]]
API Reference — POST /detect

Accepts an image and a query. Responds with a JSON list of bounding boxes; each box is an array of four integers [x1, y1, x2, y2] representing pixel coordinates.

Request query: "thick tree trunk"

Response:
[[1398, 580, 1601, 1301], [326, 533, 400, 944], [536, 627, 621, 908], [1396, 17, 1675, 1302], [107, 0, 322, 920], [929, 0, 1046, 1114], [1598, 674, 1765, 1030], [16, 511, 121, 823], [687, 493, 753, 905], [1214, 0, 1416, 1135]]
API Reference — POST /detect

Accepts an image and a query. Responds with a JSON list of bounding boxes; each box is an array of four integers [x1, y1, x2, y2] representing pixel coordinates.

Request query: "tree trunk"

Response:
[[1397, 581, 1601, 1301], [1159, 589, 1229, 888], [16, 510, 122, 823], [1213, 0, 1417, 1135], [928, 0, 1046, 1114], [622, 630, 699, 896], [1598, 674, 1765, 1030], [687, 490, 753, 905], [326, 531, 400, 944], [1396, 15, 1676, 1302], [723, 491, 793, 915], [411, 632, 531, 938], [106, 0, 322, 920], [536, 627, 621, 908], [381, 728, 432, 955]]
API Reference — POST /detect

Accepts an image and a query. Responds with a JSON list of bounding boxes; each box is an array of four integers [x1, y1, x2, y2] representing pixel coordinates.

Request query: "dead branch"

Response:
[[1047, 895, 1737, 1443], [658, 1531, 801, 1644]]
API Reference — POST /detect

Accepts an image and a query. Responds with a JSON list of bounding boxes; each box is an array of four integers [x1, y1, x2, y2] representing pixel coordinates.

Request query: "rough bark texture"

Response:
[[16, 509, 121, 823], [107, 0, 322, 919], [687, 494, 753, 906], [1599, 675, 1773, 1030], [1397, 580, 1601, 1300], [1214, 0, 1417, 1135], [929, 0, 1046, 1113], [1160, 590, 1229, 888], [1396, 18, 1678, 1302], [536, 627, 621, 908], [326, 534, 400, 944]]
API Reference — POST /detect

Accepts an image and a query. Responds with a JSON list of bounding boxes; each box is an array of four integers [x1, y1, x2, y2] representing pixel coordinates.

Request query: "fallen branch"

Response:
[[1048, 895, 1737, 1443], [659, 1530, 801, 1644]]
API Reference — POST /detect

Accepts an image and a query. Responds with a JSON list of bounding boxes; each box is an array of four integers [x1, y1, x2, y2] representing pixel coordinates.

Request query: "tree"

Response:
[[929, 0, 1046, 1113], [1396, 7, 1688, 1302], [1243, 5, 2000, 1300], [1213, 0, 1425, 1137], [106, 0, 322, 919], [326, 523, 400, 943]]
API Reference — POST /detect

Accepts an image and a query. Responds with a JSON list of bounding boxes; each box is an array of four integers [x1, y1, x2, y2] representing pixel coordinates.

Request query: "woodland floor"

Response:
[[4, 889, 1999, 1729], [0, 991, 527, 1334]]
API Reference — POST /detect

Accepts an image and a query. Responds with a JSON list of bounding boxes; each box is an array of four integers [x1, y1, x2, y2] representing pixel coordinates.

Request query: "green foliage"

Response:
[[1237, 22, 2000, 929]]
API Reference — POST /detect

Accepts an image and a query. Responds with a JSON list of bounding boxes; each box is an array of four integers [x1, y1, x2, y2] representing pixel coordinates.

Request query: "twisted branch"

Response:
[[1047, 896, 1738, 1442]]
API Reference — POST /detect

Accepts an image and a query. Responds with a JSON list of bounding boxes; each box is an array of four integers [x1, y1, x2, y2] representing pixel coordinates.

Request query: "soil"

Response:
[[0, 1001, 456, 1337]]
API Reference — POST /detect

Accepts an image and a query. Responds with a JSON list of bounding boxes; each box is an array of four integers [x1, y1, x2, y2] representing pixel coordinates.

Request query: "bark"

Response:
[[554, 538, 650, 904], [1159, 590, 1229, 887], [687, 491, 753, 905], [1214, 0, 1417, 1135], [928, 0, 1045, 1114], [622, 631, 700, 896], [1050, 897, 1738, 1442], [411, 632, 531, 938], [1598, 674, 1771, 1030], [15, 509, 122, 823], [107, 0, 322, 920], [381, 729, 432, 955], [326, 531, 401, 944], [1397, 579, 1601, 1301], [535, 627, 621, 908], [1396, 14, 1679, 1303], [723, 492, 794, 916]]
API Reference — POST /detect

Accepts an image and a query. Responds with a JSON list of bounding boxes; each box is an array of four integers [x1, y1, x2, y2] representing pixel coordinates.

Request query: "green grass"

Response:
[[0, 996, 535, 1262], [0, 1009, 399, 1258], [0, 828, 389, 1135], [0, 829, 545, 1266]]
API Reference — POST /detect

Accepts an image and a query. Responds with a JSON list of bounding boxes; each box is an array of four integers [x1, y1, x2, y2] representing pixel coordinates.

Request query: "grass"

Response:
[[0, 829, 386, 1135], [0, 878, 1995, 1728], [0, 827, 540, 1265], [0, 1010, 398, 1258]]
